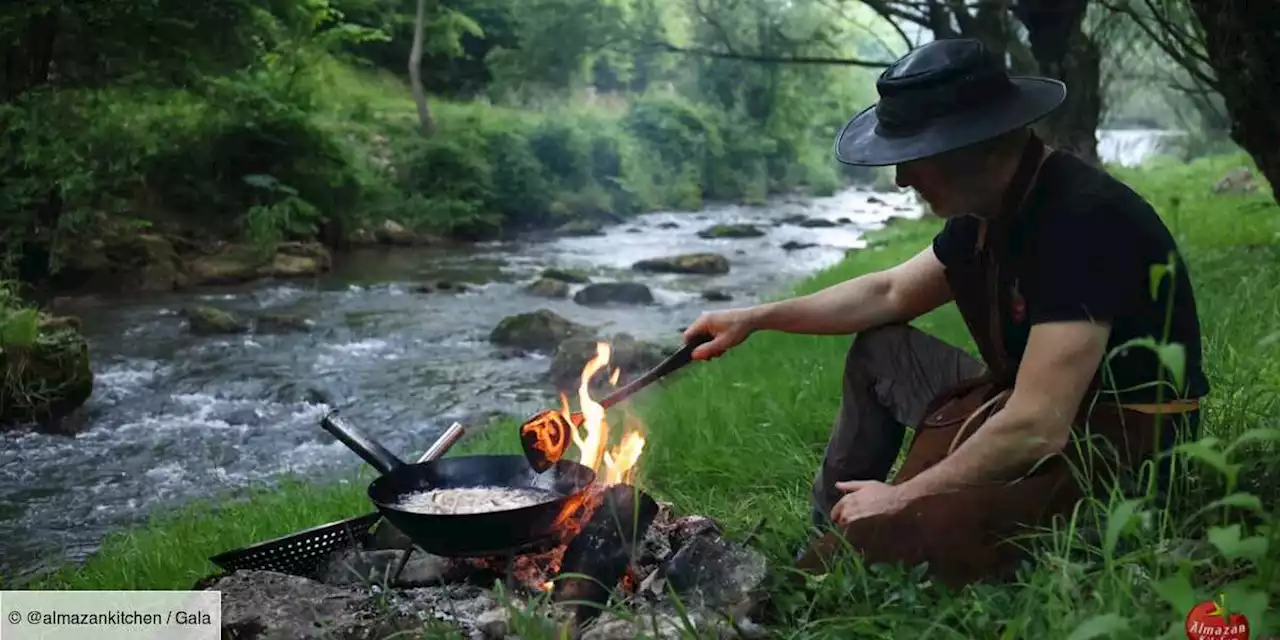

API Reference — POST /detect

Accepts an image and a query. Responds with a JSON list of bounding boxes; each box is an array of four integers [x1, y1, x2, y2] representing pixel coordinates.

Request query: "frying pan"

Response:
[[520, 332, 713, 472], [319, 411, 596, 557]]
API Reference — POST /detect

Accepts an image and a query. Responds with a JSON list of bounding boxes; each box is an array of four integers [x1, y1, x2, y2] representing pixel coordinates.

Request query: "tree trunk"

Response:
[[408, 0, 435, 137], [1013, 0, 1101, 165], [1187, 0, 1280, 204]]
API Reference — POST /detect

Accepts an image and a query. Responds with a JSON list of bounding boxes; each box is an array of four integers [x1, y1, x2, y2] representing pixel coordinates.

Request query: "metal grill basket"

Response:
[[208, 512, 383, 578]]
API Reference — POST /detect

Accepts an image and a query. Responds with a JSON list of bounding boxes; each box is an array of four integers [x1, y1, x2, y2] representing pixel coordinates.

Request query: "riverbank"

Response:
[[34, 152, 1280, 636]]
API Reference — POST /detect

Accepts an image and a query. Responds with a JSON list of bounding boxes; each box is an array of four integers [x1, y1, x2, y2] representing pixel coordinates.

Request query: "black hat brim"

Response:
[[834, 77, 1067, 167]]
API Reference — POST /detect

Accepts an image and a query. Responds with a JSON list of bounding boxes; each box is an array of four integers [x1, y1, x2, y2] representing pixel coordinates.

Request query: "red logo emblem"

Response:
[[1185, 594, 1250, 640]]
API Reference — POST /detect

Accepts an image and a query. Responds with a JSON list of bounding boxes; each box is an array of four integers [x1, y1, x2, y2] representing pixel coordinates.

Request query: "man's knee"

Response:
[[847, 323, 913, 371]]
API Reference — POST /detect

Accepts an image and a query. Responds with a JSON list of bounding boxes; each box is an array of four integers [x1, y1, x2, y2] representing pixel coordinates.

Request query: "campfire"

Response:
[[202, 340, 769, 639]]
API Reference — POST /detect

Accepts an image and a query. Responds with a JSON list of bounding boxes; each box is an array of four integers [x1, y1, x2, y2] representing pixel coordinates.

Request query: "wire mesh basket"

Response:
[[208, 512, 383, 578]]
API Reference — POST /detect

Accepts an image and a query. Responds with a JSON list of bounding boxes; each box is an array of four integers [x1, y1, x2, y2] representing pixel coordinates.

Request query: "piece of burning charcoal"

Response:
[[553, 485, 660, 627], [663, 534, 768, 614]]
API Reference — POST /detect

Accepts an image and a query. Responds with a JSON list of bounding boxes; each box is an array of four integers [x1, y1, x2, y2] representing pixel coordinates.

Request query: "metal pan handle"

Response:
[[320, 411, 407, 474]]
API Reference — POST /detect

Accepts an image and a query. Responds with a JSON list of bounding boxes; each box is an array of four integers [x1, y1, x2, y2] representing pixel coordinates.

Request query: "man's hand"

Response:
[[829, 480, 908, 525]]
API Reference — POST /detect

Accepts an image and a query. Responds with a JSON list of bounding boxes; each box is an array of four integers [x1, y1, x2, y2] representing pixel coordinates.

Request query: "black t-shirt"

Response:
[[932, 151, 1210, 404]]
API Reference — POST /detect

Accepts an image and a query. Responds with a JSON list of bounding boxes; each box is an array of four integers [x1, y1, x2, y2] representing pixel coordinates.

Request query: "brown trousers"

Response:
[[810, 323, 985, 529], [802, 324, 1198, 588]]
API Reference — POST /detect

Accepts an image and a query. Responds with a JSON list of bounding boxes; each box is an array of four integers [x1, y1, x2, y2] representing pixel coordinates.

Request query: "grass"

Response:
[[32, 152, 1280, 638]]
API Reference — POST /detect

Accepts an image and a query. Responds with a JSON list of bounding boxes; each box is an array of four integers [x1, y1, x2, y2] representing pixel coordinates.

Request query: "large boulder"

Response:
[[0, 309, 94, 434], [632, 253, 730, 275], [696, 224, 764, 239], [57, 232, 186, 293], [489, 309, 594, 354], [549, 333, 668, 393], [573, 282, 655, 306]]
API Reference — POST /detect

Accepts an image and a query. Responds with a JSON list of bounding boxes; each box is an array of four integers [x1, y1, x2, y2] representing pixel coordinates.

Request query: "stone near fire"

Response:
[[320, 548, 455, 587], [526, 277, 570, 299], [697, 223, 765, 239], [208, 570, 423, 640], [490, 309, 594, 354], [573, 282, 655, 306], [662, 534, 769, 614], [548, 333, 667, 392], [632, 252, 730, 275]]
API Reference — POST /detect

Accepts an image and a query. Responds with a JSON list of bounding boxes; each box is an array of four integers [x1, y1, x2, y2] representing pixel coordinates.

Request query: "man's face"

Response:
[[894, 157, 983, 218]]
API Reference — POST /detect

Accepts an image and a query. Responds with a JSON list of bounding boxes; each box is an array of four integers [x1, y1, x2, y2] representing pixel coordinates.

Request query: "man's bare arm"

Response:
[[747, 245, 954, 335], [895, 319, 1111, 500]]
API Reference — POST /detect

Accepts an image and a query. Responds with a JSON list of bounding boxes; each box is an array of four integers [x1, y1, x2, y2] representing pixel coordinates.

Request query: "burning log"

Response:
[[552, 483, 660, 626]]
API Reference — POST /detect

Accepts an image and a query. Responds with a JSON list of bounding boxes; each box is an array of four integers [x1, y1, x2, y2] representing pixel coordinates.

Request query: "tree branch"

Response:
[[643, 40, 894, 66]]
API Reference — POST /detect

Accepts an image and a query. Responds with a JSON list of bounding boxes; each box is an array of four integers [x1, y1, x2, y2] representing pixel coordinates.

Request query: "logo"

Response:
[[1185, 594, 1249, 640]]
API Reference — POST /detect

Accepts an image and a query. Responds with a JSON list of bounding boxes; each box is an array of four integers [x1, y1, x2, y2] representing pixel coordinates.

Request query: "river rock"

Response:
[[555, 219, 606, 237], [1212, 167, 1258, 195], [796, 217, 836, 228], [0, 310, 94, 434], [657, 222, 680, 229], [526, 278, 570, 299], [837, 217, 852, 224], [413, 280, 471, 294], [58, 232, 186, 292], [697, 224, 765, 239], [185, 248, 266, 285], [549, 333, 667, 392], [781, 241, 817, 251], [573, 282, 654, 306], [490, 309, 594, 354], [632, 253, 730, 275], [183, 305, 248, 335], [255, 313, 313, 334], [541, 267, 591, 284], [867, 196, 886, 205], [375, 219, 419, 246], [701, 289, 732, 302]]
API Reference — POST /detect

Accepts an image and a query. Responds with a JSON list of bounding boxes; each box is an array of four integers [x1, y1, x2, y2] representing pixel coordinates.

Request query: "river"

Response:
[[0, 130, 1166, 581]]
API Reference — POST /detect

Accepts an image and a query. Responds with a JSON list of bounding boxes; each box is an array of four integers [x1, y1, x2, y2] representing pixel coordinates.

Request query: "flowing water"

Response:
[[0, 129, 1169, 581], [0, 187, 920, 580]]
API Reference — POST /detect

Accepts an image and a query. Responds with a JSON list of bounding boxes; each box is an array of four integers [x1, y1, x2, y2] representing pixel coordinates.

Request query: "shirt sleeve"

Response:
[[1026, 204, 1144, 325], [931, 217, 974, 268]]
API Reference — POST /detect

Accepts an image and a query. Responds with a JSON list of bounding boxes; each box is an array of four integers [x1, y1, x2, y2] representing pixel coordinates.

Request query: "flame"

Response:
[[565, 341, 646, 485]]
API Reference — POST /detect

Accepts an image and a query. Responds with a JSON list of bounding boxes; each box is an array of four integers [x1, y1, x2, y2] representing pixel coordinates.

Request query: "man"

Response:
[[682, 38, 1209, 586]]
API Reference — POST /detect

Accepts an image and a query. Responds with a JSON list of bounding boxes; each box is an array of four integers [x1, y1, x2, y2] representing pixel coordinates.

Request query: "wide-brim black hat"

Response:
[[835, 38, 1066, 167]]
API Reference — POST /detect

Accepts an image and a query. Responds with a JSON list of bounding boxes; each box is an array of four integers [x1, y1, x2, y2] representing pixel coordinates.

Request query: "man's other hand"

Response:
[[829, 479, 908, 525]]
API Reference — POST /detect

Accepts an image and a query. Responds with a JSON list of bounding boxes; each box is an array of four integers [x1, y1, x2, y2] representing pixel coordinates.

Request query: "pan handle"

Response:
[[598, 332, 713, 411], [320, 411, 407, 474]]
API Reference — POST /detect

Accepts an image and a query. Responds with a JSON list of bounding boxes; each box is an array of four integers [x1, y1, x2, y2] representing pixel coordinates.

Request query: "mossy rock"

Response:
[[555, 219, 606, 237], [632, 253, 730, 275], [183, 306, 249, 335], [573, 282, 655, 306], [489, 309, 594, 354], [541, 268, 591, 284], [255, 313, 313, 334], [548, 333, 668, 393], [0, 313, 94, 434], [696, 224, 765, 239], [525, 278, 570, 299]]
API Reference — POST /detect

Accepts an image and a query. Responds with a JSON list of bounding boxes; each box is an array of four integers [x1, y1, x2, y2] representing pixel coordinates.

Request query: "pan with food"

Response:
[[319, 411, 595, 557]]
